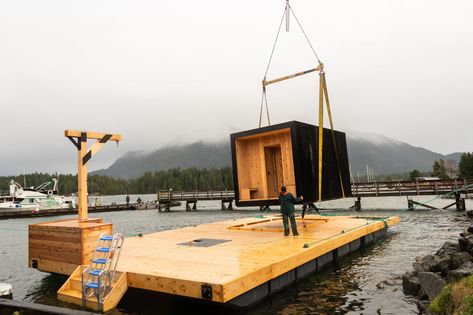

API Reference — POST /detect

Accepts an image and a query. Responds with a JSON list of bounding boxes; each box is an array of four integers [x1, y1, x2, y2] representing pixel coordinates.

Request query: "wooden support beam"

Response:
[[64, 130, 122, 142], [65, 130, 122, 220], [412, 200, 439, 210], [442, 201, 457, 210], [77, 137, 87, 220]]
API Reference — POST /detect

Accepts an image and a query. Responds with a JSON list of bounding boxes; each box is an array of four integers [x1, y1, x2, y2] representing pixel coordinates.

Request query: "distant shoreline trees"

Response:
[[409, 169, 421, 181], [432, 159, 449, 179], [459, 153, 473, 178], [1, 156, 473, 196], [0, 167, 233, 196]]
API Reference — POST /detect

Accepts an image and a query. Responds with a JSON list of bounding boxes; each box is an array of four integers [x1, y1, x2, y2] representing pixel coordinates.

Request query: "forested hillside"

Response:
[[0, 168, 233, 195], [94, 132, 462, 179]]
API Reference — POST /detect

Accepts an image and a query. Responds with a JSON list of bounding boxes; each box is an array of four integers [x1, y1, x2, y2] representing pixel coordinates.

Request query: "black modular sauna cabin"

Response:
[[230, 121, 351, 207]]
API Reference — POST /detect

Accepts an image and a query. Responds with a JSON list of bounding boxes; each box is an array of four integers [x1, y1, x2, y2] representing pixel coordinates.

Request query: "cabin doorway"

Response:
[[264, 146, 284, 198]]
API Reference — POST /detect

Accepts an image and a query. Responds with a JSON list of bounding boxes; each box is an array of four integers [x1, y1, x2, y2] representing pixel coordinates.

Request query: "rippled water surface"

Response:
[[0, 196, 471, 314]]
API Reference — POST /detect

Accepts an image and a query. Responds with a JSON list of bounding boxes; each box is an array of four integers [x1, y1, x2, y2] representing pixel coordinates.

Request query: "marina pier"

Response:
[[352, 178, 473, 198]]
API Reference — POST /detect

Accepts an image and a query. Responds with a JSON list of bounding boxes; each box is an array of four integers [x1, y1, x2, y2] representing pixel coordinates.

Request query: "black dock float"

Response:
[[0, 298, 97, 315], [227, 228, 389, 308]]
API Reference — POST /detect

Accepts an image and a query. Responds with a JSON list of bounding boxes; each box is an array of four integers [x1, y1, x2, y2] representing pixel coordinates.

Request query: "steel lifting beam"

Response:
[[262, 64, 323, 87]]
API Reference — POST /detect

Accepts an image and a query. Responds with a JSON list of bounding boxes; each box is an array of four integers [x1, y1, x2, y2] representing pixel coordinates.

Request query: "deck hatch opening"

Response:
[[178, 238, 231, 247]]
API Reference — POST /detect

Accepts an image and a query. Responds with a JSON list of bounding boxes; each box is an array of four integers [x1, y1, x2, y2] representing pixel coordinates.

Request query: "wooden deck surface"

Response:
[[116, 214, 399, 303]]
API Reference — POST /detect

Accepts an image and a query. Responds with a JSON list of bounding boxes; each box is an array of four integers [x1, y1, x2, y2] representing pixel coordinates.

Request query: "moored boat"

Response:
[[0, 179, 75, 211]]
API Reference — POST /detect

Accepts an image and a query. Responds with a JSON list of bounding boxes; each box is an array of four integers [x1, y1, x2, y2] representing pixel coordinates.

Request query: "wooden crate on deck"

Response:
[[28, 218, 112, 275]]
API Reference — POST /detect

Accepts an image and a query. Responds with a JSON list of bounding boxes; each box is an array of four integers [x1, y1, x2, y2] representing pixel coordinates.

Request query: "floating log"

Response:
[[1, 203, 142, 220], [0, 298, 96, 315]]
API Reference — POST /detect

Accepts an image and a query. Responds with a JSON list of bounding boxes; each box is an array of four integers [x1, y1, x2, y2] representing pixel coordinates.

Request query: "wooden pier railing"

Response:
[[351, 178, 473, 197], [157, 189, 235, 211], [157, 178, 473, 205], [157, 190, 235, 203]]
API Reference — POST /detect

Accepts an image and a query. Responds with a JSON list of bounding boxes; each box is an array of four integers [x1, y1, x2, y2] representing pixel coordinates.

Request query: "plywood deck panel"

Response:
[[115, 214, 399, 303]]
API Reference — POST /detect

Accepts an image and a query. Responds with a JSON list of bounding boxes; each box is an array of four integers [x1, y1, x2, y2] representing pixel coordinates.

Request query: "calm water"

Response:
[[0, 196, 471, 314]]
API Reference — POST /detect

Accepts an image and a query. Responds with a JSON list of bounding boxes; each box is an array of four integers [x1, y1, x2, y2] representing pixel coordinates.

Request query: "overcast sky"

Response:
[[0, 0, 472, 176]]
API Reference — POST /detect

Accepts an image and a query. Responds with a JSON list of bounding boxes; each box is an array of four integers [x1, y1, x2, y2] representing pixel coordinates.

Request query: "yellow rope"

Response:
[[318, 72, 324, 202], [322, 73, 345, 198]]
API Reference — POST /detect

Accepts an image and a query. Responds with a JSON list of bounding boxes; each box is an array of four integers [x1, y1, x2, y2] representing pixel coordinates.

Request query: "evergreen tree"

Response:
[[0, 167, 234, 195], [409, 169, 421, 180], [432, 159, 449, 179], [459, 152, 473, 178]]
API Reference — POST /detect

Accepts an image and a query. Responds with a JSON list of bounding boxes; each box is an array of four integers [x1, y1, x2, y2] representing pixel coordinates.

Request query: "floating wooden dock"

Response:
[[51, 214, 399, 311]]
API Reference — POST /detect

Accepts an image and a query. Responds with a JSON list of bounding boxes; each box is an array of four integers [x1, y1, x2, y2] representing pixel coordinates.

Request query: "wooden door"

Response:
[[265, 146, 283, 198]]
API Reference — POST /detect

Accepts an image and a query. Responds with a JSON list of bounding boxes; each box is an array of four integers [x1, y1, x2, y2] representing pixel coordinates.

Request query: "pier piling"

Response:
[[259, 205, 271, 212], [455, 193, 466, 211], [186, 201, 197, 211], [221, 200, 233, 210], [354, 196, 361, 211]]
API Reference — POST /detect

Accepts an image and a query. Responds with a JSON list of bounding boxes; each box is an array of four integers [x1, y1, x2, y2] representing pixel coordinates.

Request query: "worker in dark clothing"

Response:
[[278, 186, 303, 236], [126, 194, 130, 206]]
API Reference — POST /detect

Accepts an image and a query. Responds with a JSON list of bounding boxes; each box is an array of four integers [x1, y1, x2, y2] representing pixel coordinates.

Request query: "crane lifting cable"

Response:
[[258, 0, 345, 201]]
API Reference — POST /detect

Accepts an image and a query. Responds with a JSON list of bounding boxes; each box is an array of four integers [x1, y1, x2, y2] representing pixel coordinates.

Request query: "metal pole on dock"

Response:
[[464, 179, 469, 198]]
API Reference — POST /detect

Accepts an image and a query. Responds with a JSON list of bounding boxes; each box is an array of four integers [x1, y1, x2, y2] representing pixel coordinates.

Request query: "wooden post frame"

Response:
[[65, 130, 122, 220]]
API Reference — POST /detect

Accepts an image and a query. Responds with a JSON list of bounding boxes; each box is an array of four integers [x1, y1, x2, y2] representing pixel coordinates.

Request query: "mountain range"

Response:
[[93, 130, 462, 180]]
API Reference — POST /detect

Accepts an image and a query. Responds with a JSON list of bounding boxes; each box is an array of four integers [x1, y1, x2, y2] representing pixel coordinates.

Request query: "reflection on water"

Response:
[[0, 196, 471, 315]]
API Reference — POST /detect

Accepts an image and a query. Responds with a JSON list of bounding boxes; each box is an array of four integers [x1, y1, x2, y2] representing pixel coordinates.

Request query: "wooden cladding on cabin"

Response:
[[234, 128, 296, 202], [231, 121, 351, 207]]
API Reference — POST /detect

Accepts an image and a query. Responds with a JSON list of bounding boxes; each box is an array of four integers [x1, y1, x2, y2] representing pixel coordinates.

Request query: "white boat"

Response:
[[0, 179, 75, 211]]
